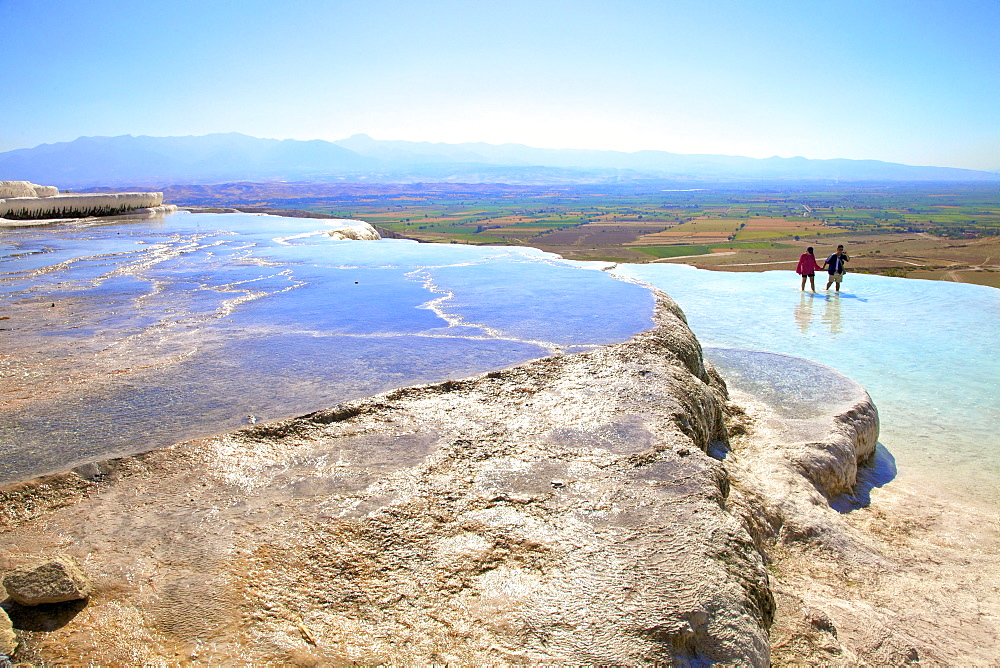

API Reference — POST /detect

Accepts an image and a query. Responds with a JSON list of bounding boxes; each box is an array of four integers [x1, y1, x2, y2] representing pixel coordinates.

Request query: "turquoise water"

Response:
[[613, 263, 1000, 505], [0, 212, 653, 483]]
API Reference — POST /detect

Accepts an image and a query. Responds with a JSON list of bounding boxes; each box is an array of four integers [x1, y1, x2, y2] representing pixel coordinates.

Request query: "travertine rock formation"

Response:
[[0, 191, 164, 220], [0, 294, 776, 664], [326, 219, 381, 240], [0, 271, 989, 663], [33, 185, 60, 197], [2, 555, 91, 606], [708, 349, 999, 664], [0, 181, 57, 198], [708, 349, 880, 552]]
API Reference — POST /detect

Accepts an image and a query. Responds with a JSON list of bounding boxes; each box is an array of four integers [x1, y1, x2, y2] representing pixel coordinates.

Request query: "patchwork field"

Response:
[[630, 216, 832, 245], [156, 181, 1000, 288]]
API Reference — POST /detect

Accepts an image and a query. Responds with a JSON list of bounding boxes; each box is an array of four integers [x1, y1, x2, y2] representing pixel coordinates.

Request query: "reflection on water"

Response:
[[794, 292, 843, 335], [794, 293, 815, 334], [614, 263, 1000, 505], [822, 293, 843, 334], [0, 212, 655, 483]]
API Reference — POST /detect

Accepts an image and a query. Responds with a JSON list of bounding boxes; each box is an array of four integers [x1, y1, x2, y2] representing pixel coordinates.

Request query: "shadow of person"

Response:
[[830, 443, 897, 512], [1, 596, 88, 632]]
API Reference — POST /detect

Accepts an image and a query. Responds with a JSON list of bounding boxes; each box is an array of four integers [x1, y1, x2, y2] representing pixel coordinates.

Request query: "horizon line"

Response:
[[5, 132, 998, 174]]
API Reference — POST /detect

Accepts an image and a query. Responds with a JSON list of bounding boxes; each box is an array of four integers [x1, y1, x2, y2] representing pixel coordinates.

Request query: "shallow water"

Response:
[[3, 213, 996, 508], [613, 263, 1000, 505], [0, 212, 653, 483]]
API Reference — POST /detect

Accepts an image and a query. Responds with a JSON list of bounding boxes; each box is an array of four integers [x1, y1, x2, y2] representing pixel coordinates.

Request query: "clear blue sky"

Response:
[[1, 0, 997, 170]]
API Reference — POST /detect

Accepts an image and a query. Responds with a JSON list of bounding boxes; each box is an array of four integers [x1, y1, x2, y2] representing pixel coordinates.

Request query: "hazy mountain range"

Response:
[[1, 132, 996, 188]]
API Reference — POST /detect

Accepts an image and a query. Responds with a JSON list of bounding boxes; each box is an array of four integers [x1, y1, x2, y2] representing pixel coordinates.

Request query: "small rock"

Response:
[[72, 461, 111, 481], [0, 607, 17, 656], [3, 555, 91, 606], [805, 606, 837, 636]]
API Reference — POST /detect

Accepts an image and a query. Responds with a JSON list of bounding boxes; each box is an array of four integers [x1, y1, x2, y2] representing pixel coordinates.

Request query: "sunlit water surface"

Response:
[[614, 263, 1000, 506], [0, 212, 654, 482], [2, 212, 996, 509]]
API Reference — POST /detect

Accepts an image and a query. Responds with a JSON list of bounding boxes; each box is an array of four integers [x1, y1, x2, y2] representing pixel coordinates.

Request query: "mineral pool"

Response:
[[0, 212, 654, 483], [2, 211, 997, 510], [614, 262, 1000, 507]]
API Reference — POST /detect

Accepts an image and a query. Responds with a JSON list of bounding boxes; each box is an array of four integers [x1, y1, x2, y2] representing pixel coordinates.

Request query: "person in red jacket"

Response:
[[795, 246, 823, 291]]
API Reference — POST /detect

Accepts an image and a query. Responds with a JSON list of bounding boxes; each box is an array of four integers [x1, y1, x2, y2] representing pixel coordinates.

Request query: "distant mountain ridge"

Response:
[[0, 133, 372, 187], [335, 134, 1000, 182], [1, 132, 996, 187]]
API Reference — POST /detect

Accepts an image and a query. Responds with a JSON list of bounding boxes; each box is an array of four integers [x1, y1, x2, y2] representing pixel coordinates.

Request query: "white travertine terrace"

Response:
[[327, 219, 381, 240], [33, 185, 60, 197], [0, 181, 59, 198], [0, 181, 163, 220]]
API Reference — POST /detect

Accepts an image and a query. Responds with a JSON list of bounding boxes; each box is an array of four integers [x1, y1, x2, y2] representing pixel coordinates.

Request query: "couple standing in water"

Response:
[[796, 244, 850, 292]]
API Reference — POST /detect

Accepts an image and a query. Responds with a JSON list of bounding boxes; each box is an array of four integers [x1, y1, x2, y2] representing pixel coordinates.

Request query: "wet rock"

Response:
[[3, 556, 91, 606], [0, 607, 16, 656]]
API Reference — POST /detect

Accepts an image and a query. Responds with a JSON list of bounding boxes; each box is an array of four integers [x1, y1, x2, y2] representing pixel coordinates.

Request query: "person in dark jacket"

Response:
[[822, 244, 850, 291]]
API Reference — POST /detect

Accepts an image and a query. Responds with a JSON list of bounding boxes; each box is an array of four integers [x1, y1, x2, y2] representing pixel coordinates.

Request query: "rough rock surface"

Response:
[[0, 295, 773, 664], [713, 349, 1000, 664], [2, 556, 91, 606], [0, 608, 15, 656]]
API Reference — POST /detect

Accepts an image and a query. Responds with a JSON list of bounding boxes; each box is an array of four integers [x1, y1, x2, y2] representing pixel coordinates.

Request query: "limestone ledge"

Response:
[[179, 206, 385, 240], [0, 292, 881, 664], [184, 206, 413, 240], [0, 191, 164, 221], [0, 204, 177, 227]]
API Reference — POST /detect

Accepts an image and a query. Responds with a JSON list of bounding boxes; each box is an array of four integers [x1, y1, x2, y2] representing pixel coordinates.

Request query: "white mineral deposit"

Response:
[[0, 181, 169, 223]]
